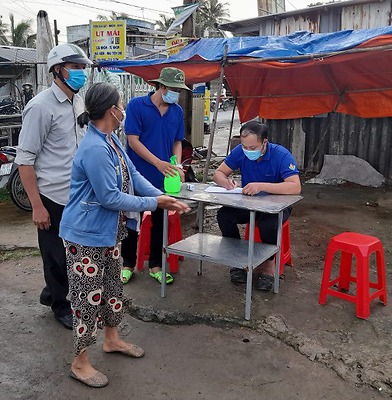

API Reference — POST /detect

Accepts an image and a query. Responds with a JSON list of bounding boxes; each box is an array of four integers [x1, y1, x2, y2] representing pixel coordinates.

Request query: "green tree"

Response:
[[96, 11, 130, 21], [196, 0, 230, 38], [155, 14, 175, 31], [0, 17, 8, 45], [9, 13, 35, 47]]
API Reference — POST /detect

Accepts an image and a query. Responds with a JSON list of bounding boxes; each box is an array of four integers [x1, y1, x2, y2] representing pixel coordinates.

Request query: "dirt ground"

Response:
[[0, 181, 391, 399]]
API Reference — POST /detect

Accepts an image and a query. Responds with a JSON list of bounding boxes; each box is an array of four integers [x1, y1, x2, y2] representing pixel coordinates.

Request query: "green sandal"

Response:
[[149, 271, 174, 284], [121, 269, 134, 284]]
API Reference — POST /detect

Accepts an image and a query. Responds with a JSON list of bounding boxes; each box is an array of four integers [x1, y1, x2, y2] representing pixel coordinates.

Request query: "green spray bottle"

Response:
[[164, 155, 181, 193]]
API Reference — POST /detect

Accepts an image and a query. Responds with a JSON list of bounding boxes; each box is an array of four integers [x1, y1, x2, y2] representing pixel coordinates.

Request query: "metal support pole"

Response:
[[226, 96, 238, 155], [202, 44, 229, 183]]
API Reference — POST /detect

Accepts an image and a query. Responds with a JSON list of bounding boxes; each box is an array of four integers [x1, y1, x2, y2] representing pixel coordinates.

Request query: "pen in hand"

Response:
[[225, 178, 237, 190]]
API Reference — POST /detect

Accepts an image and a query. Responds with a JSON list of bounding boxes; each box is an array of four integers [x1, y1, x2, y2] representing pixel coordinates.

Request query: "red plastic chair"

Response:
[[244, 219, 292, 275], [136, 211, 183, 274], [318, 232, 387, 319]]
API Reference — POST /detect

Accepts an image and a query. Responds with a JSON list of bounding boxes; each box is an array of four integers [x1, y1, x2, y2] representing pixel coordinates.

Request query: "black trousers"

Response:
[[38, 195, 71, 317], [217, 206, 292, 260], [121, 207, 164, 269]]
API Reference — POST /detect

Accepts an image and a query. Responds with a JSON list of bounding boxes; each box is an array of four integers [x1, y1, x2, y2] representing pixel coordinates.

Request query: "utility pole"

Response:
[[181, 0, 195, 144], [54, 20, 59, 45]]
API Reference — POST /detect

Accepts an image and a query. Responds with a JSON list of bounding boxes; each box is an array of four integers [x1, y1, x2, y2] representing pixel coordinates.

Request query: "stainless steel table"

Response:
[[161, 183, 302, 320]]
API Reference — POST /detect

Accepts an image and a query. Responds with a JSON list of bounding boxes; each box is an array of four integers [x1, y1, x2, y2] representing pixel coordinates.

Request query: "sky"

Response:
[[2, 0, 317, 43]]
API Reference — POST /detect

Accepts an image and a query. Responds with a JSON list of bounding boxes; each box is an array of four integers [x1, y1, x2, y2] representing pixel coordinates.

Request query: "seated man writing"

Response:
[[213, 120, 301, 291]]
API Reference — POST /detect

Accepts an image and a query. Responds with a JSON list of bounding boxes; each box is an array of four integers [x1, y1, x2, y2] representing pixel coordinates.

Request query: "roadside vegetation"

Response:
[[0, 247, 40, 261], [0, 188, 11, 205]]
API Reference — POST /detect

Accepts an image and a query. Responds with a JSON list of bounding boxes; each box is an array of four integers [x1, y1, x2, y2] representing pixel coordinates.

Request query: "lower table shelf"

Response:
[[166, 233, 278, 269]]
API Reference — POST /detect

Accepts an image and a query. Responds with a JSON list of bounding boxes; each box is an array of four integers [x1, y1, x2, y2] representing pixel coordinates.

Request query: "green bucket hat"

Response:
[[149, 67, 191, 91]]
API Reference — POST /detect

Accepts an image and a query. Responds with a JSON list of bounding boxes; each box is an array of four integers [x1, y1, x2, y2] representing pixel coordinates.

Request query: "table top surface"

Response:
[[170, 183, 302, 213]]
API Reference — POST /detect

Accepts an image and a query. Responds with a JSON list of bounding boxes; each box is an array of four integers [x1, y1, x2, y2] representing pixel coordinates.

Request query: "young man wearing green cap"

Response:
[[121, 67, 191, 285]]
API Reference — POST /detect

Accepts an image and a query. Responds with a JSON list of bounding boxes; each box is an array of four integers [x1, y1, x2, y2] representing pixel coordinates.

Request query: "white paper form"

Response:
[[205, 186, 243, 194]]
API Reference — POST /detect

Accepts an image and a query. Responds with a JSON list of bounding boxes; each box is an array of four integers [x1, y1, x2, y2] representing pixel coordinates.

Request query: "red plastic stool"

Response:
[[136, 210, 183, 274], [244, 219, 292, 275], [318, 232, 387, 319]]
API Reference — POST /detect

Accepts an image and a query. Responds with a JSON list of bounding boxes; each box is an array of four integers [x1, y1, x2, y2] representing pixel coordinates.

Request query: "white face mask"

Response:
[[112, 106, 126, 128]]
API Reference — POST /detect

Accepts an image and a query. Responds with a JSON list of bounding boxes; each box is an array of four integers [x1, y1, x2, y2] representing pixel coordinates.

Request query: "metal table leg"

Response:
[[161, 209, 169, 298], [273, 211, 283, 294], [197, 202, 204, 276], [245, 210, 256, 320]]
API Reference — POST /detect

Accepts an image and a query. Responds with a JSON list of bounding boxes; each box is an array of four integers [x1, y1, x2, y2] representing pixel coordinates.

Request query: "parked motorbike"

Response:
[[0, 97, 21, 115], [181, 139, 198, 182], [210, 93, 229, 112], [0, 146, 32, 211]]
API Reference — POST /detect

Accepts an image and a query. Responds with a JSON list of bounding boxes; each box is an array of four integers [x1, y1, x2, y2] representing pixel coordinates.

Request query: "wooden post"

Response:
[[180, 0, 195, 144]]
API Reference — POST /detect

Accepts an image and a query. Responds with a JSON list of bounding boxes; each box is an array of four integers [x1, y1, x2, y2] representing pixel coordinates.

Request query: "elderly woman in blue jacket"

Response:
[[60, 82, 189, 388]]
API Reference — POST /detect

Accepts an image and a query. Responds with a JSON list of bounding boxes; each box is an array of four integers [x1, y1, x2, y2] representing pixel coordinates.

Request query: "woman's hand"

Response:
[[157, 195, 190, 213]]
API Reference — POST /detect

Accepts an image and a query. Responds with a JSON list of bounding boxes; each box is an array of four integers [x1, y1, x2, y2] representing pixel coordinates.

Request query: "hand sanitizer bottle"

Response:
[[164, 155, 181, 193]]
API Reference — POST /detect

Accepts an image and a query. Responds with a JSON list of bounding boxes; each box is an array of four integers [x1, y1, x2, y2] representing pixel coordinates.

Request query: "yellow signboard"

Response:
[[90, 20, 126, 61], [166, 37, 187, 57], [204, 88, 210, 124]]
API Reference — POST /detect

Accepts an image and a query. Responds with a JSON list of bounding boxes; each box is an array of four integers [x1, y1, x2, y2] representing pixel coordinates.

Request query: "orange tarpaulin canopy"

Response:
[[101, 28, 392, 121]]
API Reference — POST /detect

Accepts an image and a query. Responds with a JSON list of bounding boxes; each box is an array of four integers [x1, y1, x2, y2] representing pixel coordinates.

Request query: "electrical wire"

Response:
[[5, 1, 32, 20], [55, 0, 158, 22], [93, 0, 172, 16]]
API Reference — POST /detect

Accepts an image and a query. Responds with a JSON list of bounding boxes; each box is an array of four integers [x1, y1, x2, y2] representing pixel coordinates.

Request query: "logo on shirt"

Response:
[[289, 163, 296, 171]]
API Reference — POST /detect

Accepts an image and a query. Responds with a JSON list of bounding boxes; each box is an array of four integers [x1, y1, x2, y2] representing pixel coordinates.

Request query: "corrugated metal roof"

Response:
[[219, 0, 386, 34], [0, 46, 37, 63]]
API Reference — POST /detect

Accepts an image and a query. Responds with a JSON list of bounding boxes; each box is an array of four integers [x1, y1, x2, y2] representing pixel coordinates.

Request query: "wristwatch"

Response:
[[176, 164, 184, 170]]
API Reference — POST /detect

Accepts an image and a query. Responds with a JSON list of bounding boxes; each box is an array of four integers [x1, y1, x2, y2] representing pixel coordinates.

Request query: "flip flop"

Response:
[[121, 269, 133, 284], [149, 271, 174, 284]]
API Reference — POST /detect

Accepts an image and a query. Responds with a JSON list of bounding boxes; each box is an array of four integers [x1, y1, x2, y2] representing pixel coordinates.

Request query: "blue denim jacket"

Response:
[[60, 122, 162, 247]]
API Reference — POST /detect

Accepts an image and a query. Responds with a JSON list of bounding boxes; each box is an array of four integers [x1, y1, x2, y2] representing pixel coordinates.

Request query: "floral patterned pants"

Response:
[[65, 241, 124, 356]]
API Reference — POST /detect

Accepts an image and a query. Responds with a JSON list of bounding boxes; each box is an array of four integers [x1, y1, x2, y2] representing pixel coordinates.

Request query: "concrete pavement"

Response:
[[0, 254, 380, 400]]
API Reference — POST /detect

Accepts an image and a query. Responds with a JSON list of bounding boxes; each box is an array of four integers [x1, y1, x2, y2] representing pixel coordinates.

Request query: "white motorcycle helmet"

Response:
[[47, 43, 92, 72]]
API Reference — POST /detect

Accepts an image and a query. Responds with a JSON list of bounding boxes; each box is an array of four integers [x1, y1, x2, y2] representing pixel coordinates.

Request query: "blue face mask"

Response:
[[162, 89, 180, 104], [243, 148, 263, 161], [63, 68, 87, 91]]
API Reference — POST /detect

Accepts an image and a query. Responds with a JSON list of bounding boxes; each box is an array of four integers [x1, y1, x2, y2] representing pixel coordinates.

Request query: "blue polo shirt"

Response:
[[224, 143, 299, 187], [125, 93, 184, 189]]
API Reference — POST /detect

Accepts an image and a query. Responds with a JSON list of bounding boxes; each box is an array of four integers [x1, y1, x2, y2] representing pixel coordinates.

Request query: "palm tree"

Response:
[[196, 0, 230, 38], [155, 14, 175, 31], [96, 11, 130, 21], [9, 13, 35, 47], [0, 17, 8, 45]]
